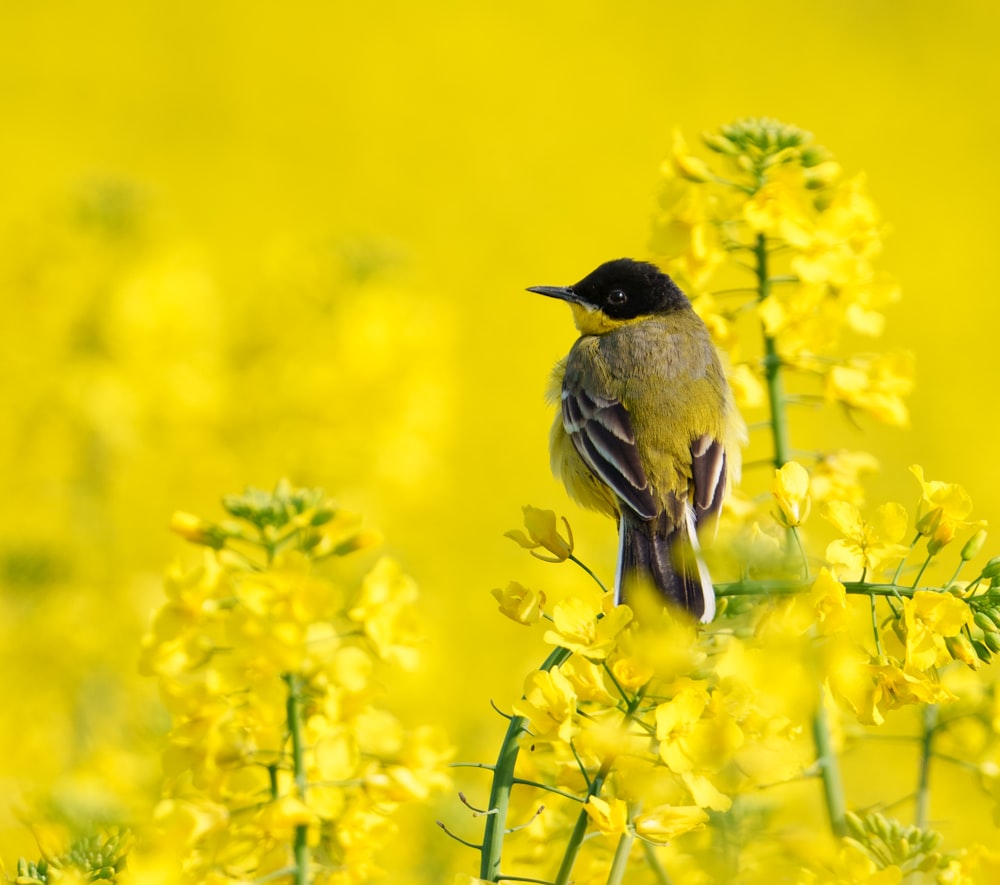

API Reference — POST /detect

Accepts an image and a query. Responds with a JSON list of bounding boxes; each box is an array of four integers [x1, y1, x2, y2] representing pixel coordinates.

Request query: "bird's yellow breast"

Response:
[[548, 311, 740, 518]]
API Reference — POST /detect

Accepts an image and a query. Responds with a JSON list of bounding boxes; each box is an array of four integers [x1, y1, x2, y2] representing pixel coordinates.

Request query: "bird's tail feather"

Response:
[[617, 510, 715, 623]]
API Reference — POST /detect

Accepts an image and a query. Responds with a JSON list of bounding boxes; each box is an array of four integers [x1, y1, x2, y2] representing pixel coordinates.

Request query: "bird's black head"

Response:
[[528, 258, 690, 321]]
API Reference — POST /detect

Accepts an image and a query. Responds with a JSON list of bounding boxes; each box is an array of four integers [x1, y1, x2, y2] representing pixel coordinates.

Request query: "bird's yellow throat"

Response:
[[569, 303, 647, 336]]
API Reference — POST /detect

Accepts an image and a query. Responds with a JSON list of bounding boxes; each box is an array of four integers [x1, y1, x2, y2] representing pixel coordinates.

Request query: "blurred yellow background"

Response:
[[2, 0, 998, 879]]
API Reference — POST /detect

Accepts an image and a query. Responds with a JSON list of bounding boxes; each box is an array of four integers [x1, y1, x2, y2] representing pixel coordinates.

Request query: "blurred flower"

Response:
[[823, 500, 909, 579], [633, 804, 709, 843], [825, 352, 914, 427], [542, 596, 633, 659], [903, 590, 973, 670], [810, 450, 880, 507], [582, 796, 629, 836], [772, 460, 812, 528], [512, 668, 578, 744]]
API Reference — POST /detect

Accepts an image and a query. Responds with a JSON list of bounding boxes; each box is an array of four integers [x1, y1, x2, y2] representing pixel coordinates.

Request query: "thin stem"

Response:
[[569, 554, 609, 594], [553, 690, 645, 885], [911, 553, 934, 589], [812, 693, 847, 837], [606, 827, 635, 885], [642, 842, 674, 885], [869, 594, 884, 656], [915, 704, 938, 829], [480, 647, 571, 882], [283, 673, 309, 885], [755, 233, 790, 471], [715, 579, 942, 599], [790, 526, 810, 578], [893, 534, 921, 584]]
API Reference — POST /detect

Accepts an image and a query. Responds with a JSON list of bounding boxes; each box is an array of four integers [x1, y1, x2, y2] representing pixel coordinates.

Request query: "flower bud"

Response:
[[701, 133, 740, 155], [674, 154, 715, 183], [985, 631, 1000, 654], [170, 511, 225, 548], [973, 611, 997, 634], [972, 639, 994, 663], [961, 529, 988, 561], [945, 634, 981, 670], [915, 506, 943, 536], [981, 555, 1000, 579]]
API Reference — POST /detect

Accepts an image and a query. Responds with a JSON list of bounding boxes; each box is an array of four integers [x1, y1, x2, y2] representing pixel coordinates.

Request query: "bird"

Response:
[[528, 258, 742, 622]]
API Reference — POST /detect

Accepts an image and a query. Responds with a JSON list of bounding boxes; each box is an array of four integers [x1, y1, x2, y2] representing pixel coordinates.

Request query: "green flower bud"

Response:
[[981, 555, 1000, 579], [844, 811, 867, 840], [945, 633, 981, 669], [961, 529, 988, 560], [984, 631, 1000, 654], [972, 639, 994, 663], [973, 610, 998, 634], [872, 812, 892, 841], [701, 133, 740, 155]]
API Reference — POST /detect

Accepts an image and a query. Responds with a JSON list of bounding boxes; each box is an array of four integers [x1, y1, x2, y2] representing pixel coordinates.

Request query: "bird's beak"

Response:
[[527, 285, 579, 304]]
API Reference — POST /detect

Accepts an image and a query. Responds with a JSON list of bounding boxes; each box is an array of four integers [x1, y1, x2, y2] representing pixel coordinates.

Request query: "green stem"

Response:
[[812, 694, 847, 837], [755, 233, 790, 471], [606, 827, 635, 885], [642, 842, 674, 885], [283, 673, 309, 885], [554, 760, 613, 885], [480, 647, 571, 882], [892, 534, 921, 585], [716, 579, 935, 599], [553, 690, 645, 885], [915, 704, 938, 829], [569, 554, 609, 594], [869, 593, 884, 656], [755, 231, 848, 842], [911, 553, 933, 589]]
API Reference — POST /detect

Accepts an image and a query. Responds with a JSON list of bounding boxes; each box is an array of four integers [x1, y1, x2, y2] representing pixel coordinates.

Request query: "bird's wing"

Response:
[[561, 374, 659, 520], [689, 434, 727, 528]]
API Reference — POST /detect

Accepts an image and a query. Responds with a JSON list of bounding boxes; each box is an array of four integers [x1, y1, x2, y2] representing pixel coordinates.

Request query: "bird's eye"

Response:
[[607, 289, 627, 306]]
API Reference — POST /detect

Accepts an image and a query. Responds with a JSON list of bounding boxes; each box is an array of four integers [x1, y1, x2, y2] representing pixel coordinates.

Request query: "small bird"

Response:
[[529, 258, 742, 622]]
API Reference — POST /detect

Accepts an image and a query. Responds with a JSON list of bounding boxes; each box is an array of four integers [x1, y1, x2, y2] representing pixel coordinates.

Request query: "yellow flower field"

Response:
[[2, 2, 1000, 883]]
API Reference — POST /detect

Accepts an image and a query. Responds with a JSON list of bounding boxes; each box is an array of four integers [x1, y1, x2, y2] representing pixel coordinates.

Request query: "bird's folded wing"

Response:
[[561, 376, 659, 520], [689, 434, 727, 527]]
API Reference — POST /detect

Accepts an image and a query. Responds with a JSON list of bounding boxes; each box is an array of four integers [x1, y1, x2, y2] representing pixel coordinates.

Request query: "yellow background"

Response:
[[1, 0, 998, 878]]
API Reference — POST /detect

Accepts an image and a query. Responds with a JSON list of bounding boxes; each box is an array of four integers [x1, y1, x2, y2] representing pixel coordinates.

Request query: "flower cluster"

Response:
[[8, 829, 133, 884], [141, 481, 450, 884], [653, 118, 911, 425], [454, 120, 1000, 885]]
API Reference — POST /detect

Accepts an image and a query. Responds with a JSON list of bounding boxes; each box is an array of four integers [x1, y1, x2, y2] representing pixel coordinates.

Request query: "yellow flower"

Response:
[[504, 505, 574, 562], [512, 669, 578, 744], [832, 653, 957, 727], [582, 796, 629, 836], [810, 450, 880, 507], [825, 352, 914, 427], [348, 557, 420, 669], [634, 804, 709, 843], [491, 581, 545, 625], [910, 465, 982, 554], [559, 654, 617, 704], [742, 164, 813, 242], [771, 460, 812, 528], [765, 567, 847, 636], [543, 596, 633, 660], [610, 653, 654, 692], [655, 687, 743, 773], [903, 590, 973, 671], [823, 500, 909, 579]]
